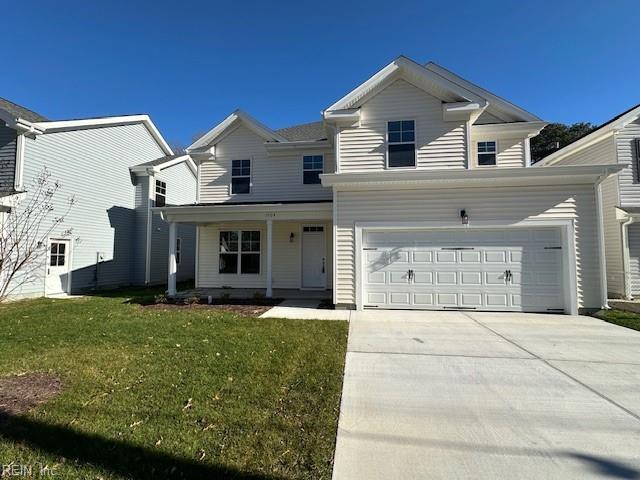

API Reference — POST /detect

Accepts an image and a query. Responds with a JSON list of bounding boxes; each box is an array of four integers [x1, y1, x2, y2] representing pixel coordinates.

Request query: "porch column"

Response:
[[168, 221, 177, 296], [266, 218, 273, 298]]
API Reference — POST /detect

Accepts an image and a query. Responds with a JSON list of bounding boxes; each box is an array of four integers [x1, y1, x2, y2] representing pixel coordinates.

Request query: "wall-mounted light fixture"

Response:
[[289, 232, 295, 243], [460, 209, 469, 226]]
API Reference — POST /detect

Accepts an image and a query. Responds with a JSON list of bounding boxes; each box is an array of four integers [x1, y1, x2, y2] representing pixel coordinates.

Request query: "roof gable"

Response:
[[188, 110, 287, 152], [325, 56, 486, 113], [0, 97, 48, 123]]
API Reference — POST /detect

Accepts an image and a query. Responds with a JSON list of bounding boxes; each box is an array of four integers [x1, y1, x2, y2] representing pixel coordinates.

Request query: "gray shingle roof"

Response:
[[0, 97, 48, 123], [132, 154, 185, 169], [276, 121, 326, 142]]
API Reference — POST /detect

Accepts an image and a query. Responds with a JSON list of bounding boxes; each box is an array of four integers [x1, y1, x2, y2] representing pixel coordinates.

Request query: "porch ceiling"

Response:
[[156, 201, 332, 223]]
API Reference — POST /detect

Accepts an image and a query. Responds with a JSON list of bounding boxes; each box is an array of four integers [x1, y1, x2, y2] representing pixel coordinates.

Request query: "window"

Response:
[[155, 180, 167, 207], [49, 242, 66, 267], [635, 139, 640, 182], [231, 159, 251, 194], [303, 226, 324, 232], [176, 237, 182, 265], [477, 141, 497, 166], [219, 230, 261, 274], [387, 120, 416, 168], [303, 155, 323, 184]]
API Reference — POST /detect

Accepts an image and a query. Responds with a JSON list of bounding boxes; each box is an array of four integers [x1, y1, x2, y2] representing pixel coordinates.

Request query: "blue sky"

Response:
[[3, 0, 638, 148]]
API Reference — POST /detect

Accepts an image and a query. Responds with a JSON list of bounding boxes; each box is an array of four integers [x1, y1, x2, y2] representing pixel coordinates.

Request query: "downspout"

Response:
[[595, 175, 609, 309], [621, 215, 637, 300]]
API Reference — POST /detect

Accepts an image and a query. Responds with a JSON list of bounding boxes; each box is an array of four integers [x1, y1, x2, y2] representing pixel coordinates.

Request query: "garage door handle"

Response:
[[505, 270, 512, 282]]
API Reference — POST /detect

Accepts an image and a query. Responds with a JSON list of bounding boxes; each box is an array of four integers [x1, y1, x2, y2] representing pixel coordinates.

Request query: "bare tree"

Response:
[[0, 168, 76, 301]]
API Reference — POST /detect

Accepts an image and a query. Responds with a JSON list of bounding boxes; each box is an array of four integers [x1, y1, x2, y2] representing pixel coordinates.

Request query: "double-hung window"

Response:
[[231, 159, 251, 194], [303, 155, 323, 184], [477, 141, 497, 166], [387, 120, 416, 168], [155, 180, 167, 207], [219, 230, 261, 274]]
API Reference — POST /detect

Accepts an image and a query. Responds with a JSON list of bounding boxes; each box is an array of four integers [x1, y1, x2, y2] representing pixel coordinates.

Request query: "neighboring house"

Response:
[[0, 98, 196, 298], [158, 56, 621, 314], [536, 104, 640, 300]]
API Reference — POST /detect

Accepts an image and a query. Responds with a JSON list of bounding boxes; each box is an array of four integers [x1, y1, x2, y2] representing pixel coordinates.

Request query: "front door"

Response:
[[45, 239, 71, 295], [302, 225, 326, 288]]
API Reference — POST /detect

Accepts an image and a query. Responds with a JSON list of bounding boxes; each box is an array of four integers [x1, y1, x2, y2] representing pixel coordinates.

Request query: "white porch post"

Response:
[[168, 221, 177, 296], [266, 219, 273, 298]]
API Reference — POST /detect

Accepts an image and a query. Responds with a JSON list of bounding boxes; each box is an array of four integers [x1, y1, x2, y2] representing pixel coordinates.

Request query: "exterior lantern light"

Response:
[[289, 232, 295, 243], [460, 209, 469, 225]]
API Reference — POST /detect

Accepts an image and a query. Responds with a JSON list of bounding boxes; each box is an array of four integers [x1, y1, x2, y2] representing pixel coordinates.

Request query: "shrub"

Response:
[[219, 292, 231, 303], [184, 295, 200, 306], [252, 291, 266, 303], [154, 293, 168, 304]]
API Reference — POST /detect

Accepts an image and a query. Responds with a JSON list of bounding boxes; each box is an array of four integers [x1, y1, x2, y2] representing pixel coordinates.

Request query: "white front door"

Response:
[[302, 225, 326, 288], [362, 227, 565, 312], [45, 239, 71, 295]]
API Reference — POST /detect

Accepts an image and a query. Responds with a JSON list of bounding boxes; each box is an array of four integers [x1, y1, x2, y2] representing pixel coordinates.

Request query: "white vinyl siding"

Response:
[[617, 119, 640, 207], [197, 221, 332, 289], [628, 223, 640, 295], [338, 79, 467, 172], [198, 125, 333, 203], [551, 135, 617, 167], [474, 110, 505, 125], [470, 138, 527, 168], [334, 184, 601, 310], [600, 175, 623, 296]]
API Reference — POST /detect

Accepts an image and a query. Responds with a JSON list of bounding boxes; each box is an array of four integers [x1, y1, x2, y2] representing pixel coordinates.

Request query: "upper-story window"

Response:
[[477, 141, 497, 166], [155, 180, 167, 207], [387, 120, 416, 168], [231, 159, 251, 194], [303, 155, 323, 184]]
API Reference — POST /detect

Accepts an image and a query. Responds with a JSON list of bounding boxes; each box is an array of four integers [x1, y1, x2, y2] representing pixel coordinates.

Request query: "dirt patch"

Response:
[[144, 303, 274, 316], [0, 373, 62, 415]]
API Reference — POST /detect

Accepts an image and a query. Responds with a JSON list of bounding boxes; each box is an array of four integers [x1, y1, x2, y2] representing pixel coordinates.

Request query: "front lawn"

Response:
[[594, 308, 640, 332], [0, 288, 348, 479]]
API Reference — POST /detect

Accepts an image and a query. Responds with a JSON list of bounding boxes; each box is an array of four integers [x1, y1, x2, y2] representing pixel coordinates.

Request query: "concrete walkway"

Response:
[[260, 299, 351, 320], [333, 310, 640, 480]]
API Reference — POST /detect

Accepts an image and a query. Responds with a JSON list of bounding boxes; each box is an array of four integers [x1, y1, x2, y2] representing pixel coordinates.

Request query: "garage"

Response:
[[361, 227, 567, 312]]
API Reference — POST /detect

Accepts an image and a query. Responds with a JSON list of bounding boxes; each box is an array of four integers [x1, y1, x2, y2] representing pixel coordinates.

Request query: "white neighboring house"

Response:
[[158, 56, 622, 314], [0, 97, 196, 298], [536, 104, 640, 300]]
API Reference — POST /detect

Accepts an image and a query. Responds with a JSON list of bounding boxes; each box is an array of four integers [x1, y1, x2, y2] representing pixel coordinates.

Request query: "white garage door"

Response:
[[362, 227, 565, 312]]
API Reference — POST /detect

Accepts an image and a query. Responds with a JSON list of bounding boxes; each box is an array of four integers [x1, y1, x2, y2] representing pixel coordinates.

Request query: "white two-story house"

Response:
[[537, 104, 640, 300], [159, 56, 621, 314]]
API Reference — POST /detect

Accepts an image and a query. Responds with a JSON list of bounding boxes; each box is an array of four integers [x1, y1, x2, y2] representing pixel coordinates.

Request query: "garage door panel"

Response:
[[412, 251, 432, 263], [413, 272, 433, 284], [460, 271, 482, 285], [435, 251, 456, 263], [362, 228, 565, 313], [436, 272, 457, 285]]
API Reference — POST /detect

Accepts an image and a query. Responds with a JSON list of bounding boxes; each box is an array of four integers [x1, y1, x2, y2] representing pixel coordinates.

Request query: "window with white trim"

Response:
[[635, 138, 640, 182], [387, 120, 416, 168], [155, 180, 167, 207], [231, 159, 251, 194], [303, 155, 323, 184], [176, 237, 182, 265], [219, 230, 260, 274], [477, 141, 497, 166]]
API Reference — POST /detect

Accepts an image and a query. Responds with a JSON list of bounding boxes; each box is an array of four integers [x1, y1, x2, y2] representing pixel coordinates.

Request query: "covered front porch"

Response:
[[157, 201, 333, 299]]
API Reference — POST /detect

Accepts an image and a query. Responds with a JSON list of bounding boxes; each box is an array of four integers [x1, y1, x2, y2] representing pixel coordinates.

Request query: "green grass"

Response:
[[594, 309, 640, 332], [0, 287, 348, 479]]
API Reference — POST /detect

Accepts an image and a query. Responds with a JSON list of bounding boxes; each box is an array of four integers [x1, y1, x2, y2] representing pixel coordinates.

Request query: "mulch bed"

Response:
[[0, 373, 62, 416], [143, 303, 278, 316]]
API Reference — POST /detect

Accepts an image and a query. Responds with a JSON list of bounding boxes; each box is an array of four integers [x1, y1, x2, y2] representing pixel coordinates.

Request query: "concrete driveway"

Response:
[[332, 311, 640, 480]]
